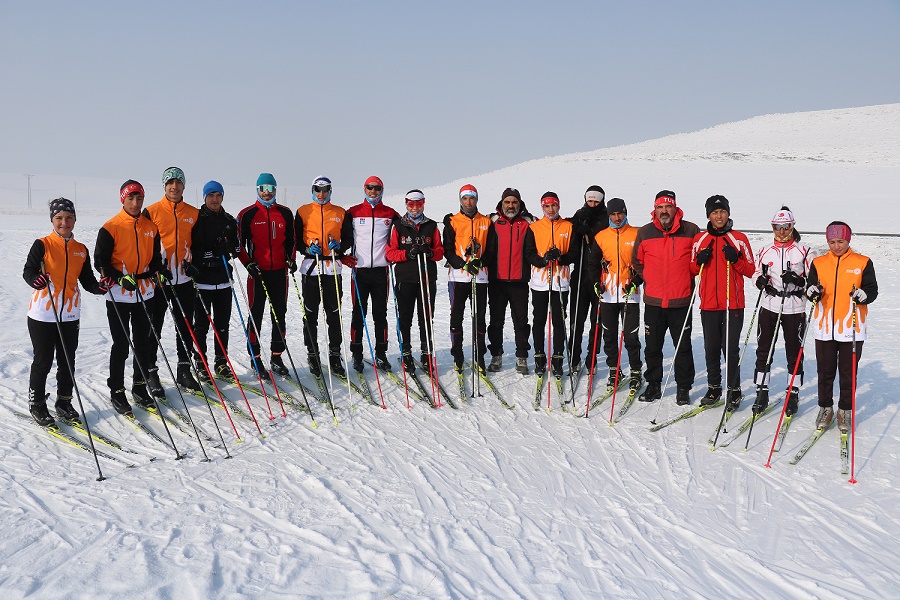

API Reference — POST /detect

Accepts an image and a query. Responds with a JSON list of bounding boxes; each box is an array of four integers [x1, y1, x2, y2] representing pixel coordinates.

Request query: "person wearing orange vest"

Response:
[[24, 198, 107, 427], [443, 183, 494, 372], [95, 180, 166, 416], [805, 221, 878, 432], [142, 166, 200, 395], [523, 192, 578, 377], [587, 198, 643, 392], [295, 176, 353, 377]]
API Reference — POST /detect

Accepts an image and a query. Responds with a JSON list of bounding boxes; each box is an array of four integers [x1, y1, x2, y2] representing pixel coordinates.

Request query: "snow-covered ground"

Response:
[[1, 104, 898, 599]]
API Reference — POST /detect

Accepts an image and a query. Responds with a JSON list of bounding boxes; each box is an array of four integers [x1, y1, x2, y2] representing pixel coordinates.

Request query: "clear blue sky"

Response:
[[2, 0, 897, 196]]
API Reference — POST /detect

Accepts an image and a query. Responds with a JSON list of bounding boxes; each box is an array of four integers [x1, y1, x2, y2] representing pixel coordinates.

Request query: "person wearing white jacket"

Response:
[[750, 207, 812, 415]]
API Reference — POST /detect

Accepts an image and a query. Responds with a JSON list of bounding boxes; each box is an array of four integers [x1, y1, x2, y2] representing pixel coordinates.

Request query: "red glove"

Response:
[[340, 255, 358, 267]]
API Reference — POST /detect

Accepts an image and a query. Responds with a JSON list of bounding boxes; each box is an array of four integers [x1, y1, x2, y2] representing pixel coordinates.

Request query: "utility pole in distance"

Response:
[[25, 174, 33, 209]]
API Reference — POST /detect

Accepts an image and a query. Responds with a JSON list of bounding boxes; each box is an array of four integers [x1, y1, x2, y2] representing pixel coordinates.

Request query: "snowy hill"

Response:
[[1, 105, 898, 598]]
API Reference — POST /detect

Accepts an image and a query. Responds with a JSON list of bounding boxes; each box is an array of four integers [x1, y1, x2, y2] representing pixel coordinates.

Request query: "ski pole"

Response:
[[136, 281, 211, 461], [567, 237, 586, 374], [223, 259, 276, 421], [469, 261, 481, 398], [711, 261, 733, 446], [289, 270, 338, 424], [650, 265, 703, 425], [849, 294, 858, 484], [417, 252, 440, 407], [389, 264, 412, 409], [42, 265, 104, 480], [103, 274, 183, 460], [313, 250, 338, 402], [584, 287, 604, 418], [194, 276, 263, 436], [350, 267, 387, 409], [738, 265, 766, 367], [163, 281, 235, 453], [546, 256, 555, 412], [765, 302, 815, 467], [608, 294, 630, 423], [328, 235, 354, 405], [743, 285, 788, 449]]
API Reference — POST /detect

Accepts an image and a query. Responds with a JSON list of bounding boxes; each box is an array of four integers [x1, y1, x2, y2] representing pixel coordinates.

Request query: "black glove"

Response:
[[156, 268, 173, 284], [214, 238, 234, 257], [118, 274, 138, 291], [806, 285, 823, 303], [544, 247, 561, 263], [722, 244, 740, 264], [764, 284, 779, 297], [182, 261, 200, 278], [629, 269, 643, 287], [31, 273, 50, 290], [695, 245, 713, 266], [421, 245, 434, 259], [574, 220, 592, 236], [464, 257, 481, 276], [594, 282, 606, 297], [781, 270, 805, 287], [599, 258, 610, 273], [246, 262, 262, 277], [407, 245, 422, 260], [755, 275, 768, 291], [286, 258, 298, 274]]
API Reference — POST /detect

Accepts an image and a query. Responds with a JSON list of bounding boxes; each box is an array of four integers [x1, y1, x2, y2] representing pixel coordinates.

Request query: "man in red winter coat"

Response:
[[632, 190, 701, 405], [691, 195, 755, 411]]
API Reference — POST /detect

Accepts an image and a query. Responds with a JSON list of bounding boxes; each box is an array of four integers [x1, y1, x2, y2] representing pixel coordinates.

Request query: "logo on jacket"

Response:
[[183, 218, 195, 225], [73, 251, 86, 259]]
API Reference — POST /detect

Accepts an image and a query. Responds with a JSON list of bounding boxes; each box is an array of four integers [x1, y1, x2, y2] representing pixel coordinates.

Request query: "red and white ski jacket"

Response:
[[348, 200, 398, 269], [753, 239, 812, 315]]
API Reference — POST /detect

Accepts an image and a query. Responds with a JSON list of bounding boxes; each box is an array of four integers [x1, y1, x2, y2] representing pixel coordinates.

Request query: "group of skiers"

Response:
[[24, 170, 878, 437]]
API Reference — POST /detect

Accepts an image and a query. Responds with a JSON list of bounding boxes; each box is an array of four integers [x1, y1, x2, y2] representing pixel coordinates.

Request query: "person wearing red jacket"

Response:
[[385, 190, 445, 373], [486, 188, 534, 375], [632, 190, 701, 405], [236, 173, 296, 379], [691, 195, 755, 410], [347, 176, 398, 373]]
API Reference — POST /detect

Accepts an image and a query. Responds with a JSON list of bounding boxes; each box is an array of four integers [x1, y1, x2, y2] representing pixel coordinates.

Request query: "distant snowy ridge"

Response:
[[539, 103, 900, 166]]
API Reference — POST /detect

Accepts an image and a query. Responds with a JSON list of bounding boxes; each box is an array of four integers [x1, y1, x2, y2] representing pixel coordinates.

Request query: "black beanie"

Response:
[[501, 187, 521, 201], [607, 198, 627, 215], [49, 197, 75, 219], [705, 195, 730, 217]]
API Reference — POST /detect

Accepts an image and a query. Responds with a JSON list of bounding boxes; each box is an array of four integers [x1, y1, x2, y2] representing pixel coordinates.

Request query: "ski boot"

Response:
[[786, 386, 799, 417], [675, 386, 691, 406], [329, 352, 346, 377], [700, 385, 722, 407], [533, 353, 547, 375], [110, 389, 132, 416], [146, 368, 165, 399], [815, 406, 834, 430], [639, 381, 661, 402], [176, 362, 202, 392], [132, 382, 155, 408], [29, 390, 55, 427], [55, 395, 80, 423], [725, 387, 743, 412], [488, 355, 503, 372], [307, 353, 322, 378], [374, 352, 391, 372], [271, 353, 290, 377], [752, 385, 769, 415], [515, 357, 529, 375], [837, 409, 852, 433]]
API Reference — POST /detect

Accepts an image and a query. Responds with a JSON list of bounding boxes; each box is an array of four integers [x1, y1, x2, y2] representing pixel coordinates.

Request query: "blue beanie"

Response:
[[203, 180, 224, 199], [257, 173, 276, 187]]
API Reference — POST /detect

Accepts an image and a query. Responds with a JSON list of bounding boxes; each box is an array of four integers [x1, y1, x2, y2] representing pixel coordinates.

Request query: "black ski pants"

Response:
[[193, 287, 233, 365], [350, 267, 390, 356], [28, 317, 79, 400], [643, 304, 695, 387], [532, 289, 568, 358], [700, 309, 743, 389], [395, 279, 436, 356], [600, 302, 642, 373], [568, 272, 599, 363], [301, 272, 343, 356], [815, 339, 863, 411], [448, 280, 487, 362], [106, 300, 153, 391], [248, 269, 289, 356], [148, 281, 196, 367], [754, 308, 806, 387], [487, 280, 531, 359]]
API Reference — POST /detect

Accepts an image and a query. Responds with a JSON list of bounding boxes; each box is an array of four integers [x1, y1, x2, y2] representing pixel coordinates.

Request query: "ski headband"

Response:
[[826, 223, 851, 242], [120, 182, 145, 202]]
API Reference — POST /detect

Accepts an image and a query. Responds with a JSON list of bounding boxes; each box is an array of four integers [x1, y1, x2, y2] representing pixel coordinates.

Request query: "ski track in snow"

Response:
[[2, 109, 900, 597]]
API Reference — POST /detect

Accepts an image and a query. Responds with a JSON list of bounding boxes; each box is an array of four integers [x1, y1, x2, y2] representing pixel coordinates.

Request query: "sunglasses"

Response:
[[313, 185, 332, 193], [257, 184, 276, 193], [772, 223, 793, 231], [366, 185, 383, 192]]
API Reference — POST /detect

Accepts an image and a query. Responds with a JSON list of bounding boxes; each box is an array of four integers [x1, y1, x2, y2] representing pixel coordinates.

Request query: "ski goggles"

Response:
[[772, 223, 793, 231], [257, 184, 276, 193], [312, 184, 332, 193], [405, 199, 425, 209]]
